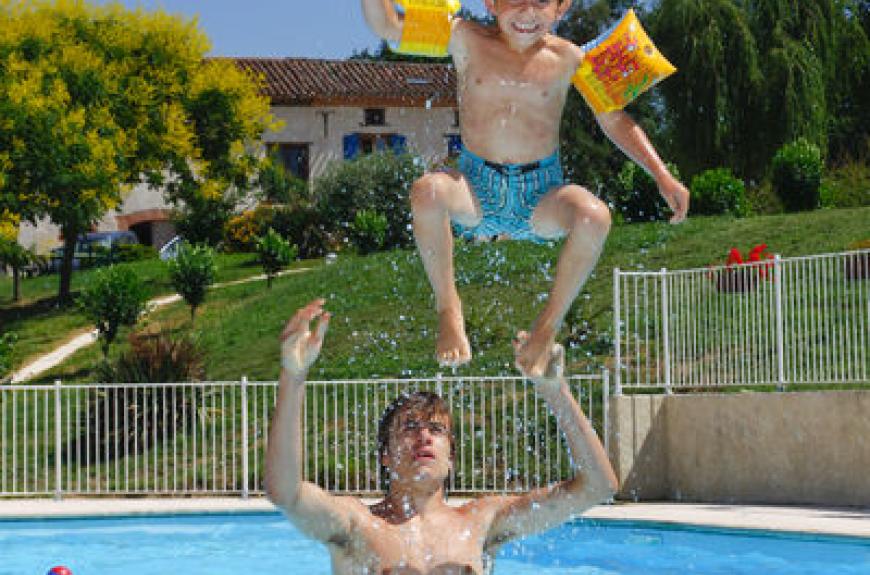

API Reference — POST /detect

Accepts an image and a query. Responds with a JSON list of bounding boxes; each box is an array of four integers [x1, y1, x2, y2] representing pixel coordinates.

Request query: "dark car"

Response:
[[49, 231, 140, 272]]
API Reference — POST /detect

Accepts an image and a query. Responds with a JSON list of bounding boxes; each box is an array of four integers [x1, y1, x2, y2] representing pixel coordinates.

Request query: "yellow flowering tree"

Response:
[[0, 1, 276, 302]]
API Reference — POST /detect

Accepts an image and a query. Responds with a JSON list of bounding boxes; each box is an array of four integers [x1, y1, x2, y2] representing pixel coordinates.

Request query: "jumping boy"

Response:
[[361, 0, 690, 376], [266, 299, 617, 574]]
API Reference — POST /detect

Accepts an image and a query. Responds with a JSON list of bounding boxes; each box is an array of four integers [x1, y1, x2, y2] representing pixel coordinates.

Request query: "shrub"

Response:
[[173, 195, 235, 248], [746, 180, 784, 215], [114, 243, 158, 262], [256, 228, 297, 288], [690, 168, 749, 216], [66, 331, 205, 464], [0, 332, 17, 382], [77, 266, 149, 357], [258, 155, 310, 205], [350, 209, 388, 255], [611, 161, 681, 222], [315, 152, 423, 250], [771, 138, 823, 212], [820, 159, 870, 209], [224, 205, 276, 252], [167, 243, 217, 323], [270, 205, 333, 259]]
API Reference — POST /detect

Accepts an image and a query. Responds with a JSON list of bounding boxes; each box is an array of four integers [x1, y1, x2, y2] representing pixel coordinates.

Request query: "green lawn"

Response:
[[13, 206, 868, 385]]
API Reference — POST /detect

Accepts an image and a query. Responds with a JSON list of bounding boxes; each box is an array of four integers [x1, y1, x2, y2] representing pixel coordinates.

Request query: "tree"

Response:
[[167, 243, 217, 323], [0, 209, 35, 302], [650, 0, 764, 180], [0, 2, 276, 302], [77, 266, 149, 358], [256, 228, 296, 288]]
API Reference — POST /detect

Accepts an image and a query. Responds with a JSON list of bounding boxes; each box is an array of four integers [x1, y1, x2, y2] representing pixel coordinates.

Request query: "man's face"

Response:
[[486, 0, 571, 48], [383, 412, 452, 486]]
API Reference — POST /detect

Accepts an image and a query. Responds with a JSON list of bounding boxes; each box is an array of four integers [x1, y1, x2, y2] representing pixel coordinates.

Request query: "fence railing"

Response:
[[613, 249, 870, 392], [0, 374, 607, 498]]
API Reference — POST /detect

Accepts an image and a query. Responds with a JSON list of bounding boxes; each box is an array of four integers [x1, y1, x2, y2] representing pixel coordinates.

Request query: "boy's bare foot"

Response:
[[437, 308, 472, 367], [514, 327, 557, 379]]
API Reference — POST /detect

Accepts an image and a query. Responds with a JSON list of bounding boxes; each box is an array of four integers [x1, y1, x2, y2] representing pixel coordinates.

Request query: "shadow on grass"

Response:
[[0, 292, 82, 325]]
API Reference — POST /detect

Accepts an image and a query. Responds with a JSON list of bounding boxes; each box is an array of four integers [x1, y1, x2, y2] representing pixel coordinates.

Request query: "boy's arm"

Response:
[[484, 338, 618, 546], [265, 300, 363, 543], [596, 110, 690, 223], [361, 0, 403, 42]]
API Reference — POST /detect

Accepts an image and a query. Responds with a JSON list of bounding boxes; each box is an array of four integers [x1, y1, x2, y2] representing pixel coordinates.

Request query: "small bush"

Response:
[[611, 161, 681, 222], [821, 159, 870, 209], [224, 205, 276, 252], [167, 243, 217, 323], [258, 155, 310, 205], [315, 152, 423, 249], [0, 332, 17, 381], [771, 138, 823, 212], [77, 266, 149, 357], [66, 331, 206, 464], [270, 205, 334, 259], [746, 180, 785, 215], [114, 244, 158, 262], [350, 209, 388, 255], [690, 168, 749, 216], [256, 228, 297, 288]]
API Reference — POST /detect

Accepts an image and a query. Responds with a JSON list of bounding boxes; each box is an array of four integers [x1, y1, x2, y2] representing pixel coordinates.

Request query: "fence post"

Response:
[[612, 267, 622, 396], [774, 254, 786, 391], [240, 375, 249, 499], [660, 268, 672, 394], [54, 379, 63, 501], [602, 369, 610, 457]]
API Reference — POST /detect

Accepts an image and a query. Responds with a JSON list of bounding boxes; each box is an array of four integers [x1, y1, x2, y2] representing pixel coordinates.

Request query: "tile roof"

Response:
[[231, 57, 457, 107]]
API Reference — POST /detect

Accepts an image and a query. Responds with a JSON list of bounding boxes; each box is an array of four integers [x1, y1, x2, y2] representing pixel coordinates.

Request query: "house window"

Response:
[[273, 143, 310, 180], [364, 108, 386, 126], [344, 134, 407, 159], [453, 110, 460, 128]]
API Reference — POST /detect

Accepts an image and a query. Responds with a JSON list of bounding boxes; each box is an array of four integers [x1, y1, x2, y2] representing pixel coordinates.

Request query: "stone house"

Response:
[[16, 58, 459, 255]]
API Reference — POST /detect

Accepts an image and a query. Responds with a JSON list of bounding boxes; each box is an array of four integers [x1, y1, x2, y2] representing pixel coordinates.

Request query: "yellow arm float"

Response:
[[394, 0, 461, 58], [572, 10, 676, 114]]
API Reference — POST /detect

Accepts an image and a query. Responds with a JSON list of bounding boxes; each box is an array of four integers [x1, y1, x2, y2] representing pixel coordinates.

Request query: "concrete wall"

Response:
[[608, 391, 870, 506]]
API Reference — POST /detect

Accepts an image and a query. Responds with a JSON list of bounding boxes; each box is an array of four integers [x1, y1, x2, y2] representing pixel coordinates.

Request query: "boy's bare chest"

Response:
[[459, 47, 571, 108]]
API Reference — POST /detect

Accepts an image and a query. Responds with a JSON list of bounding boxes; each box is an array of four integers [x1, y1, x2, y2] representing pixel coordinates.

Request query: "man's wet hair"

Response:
[[377, 391, 455, 491]]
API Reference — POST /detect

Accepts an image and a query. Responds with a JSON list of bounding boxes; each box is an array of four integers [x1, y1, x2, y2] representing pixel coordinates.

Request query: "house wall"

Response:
[[266, 104, 459, 180], [17, 103, 457, 254]]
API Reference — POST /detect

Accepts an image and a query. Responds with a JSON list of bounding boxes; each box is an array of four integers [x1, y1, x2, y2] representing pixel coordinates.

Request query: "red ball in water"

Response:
[[47, 567, 72, 575]]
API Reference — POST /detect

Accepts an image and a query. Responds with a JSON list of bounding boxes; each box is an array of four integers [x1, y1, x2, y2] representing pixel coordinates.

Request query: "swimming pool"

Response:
[[2, 512, 868, 574]]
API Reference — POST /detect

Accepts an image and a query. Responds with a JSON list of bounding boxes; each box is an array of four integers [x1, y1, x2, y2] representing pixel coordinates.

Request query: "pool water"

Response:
[[1, 512, 868, 575]]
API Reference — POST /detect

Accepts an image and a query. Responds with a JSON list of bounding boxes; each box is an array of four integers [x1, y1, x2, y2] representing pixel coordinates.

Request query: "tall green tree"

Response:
[[0, 1, 276, 303], [651, 0, 763, 180]]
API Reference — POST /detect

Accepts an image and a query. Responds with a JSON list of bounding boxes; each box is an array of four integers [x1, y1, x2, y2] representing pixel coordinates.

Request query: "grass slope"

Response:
[[21, 207, 869, 384]]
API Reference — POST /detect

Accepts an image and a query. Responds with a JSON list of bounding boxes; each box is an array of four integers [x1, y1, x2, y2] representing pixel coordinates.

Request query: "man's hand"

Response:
[[514, 331, 565, 391], [280, 299, 330, 378], [658, 173, 690, 224]]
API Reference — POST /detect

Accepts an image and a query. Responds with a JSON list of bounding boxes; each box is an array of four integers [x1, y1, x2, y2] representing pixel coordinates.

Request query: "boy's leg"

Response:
[[410, 170, 480, 366], [517, 184, 612, 377]]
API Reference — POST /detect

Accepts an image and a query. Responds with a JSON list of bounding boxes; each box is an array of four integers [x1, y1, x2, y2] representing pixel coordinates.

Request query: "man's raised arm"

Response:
[[485, 335, 618, 545], [265, 300, 363, 542], [361, 0, 403, 43]]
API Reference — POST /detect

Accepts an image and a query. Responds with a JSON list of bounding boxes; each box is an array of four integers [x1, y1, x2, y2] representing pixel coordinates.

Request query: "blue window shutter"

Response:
[[375, 136, 387, 152], [447, 134, 462, 155], [343, 134, 360, 159], [390, 135, 407, 154]]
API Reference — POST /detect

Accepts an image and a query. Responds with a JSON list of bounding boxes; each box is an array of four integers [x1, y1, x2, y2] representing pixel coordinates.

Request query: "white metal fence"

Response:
[[0, 374, 607, 498], [613, 249, 870, 392]]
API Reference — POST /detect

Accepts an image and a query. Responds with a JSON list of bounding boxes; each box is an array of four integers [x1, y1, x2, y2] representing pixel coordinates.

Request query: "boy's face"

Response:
[[382, 411, 453, 486], [485, 0, 571, 49]]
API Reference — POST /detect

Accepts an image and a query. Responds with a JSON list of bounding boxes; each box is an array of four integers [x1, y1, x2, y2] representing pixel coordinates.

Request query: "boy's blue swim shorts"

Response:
[[453, 147, 565, 242]]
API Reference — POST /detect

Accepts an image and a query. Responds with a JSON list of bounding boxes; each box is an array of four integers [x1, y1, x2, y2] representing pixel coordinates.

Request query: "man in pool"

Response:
[[361, 0, 690, 376], [266, 299, 618, 574]]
